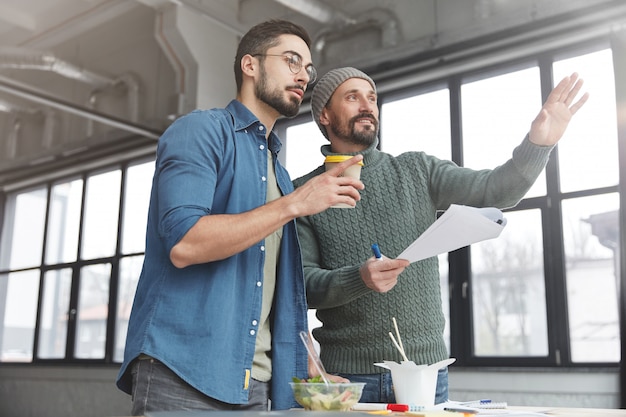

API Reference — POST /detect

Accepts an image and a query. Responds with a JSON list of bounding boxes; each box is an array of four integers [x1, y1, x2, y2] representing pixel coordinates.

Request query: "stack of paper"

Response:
[[397, 204, 507, 263]]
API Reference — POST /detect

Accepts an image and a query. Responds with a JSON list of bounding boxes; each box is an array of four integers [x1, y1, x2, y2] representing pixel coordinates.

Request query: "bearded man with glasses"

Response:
[[116, 20, 363, 415]]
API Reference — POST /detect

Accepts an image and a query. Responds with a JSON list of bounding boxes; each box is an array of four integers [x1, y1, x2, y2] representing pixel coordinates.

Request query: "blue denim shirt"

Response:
[[116, 100, 309, 409]]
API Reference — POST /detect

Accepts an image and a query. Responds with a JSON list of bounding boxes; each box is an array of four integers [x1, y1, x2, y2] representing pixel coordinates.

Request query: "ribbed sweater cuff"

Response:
[[512, 135, 554, 180], [337, 265, 370, 297]]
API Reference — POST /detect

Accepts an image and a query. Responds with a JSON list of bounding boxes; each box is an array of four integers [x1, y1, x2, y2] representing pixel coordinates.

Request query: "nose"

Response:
[[296, 67, 311, 86], [359, 97, 376, 114]]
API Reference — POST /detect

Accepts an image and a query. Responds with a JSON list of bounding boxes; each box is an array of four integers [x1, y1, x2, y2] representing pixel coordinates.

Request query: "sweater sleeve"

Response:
[[428, 135, 554, 209], [296, 215, 372, 309]]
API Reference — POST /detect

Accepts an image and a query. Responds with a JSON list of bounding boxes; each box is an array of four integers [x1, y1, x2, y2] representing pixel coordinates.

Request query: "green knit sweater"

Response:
[[292, 136, 553, 374]]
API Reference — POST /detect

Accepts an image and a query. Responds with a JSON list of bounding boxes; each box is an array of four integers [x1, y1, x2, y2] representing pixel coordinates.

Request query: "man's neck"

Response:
[[236, 94, 278, 139], [330, 140, 368, 154]]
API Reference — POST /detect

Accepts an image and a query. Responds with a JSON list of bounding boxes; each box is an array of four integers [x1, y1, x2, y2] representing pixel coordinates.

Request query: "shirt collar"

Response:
[[225, 99, 283, 154]]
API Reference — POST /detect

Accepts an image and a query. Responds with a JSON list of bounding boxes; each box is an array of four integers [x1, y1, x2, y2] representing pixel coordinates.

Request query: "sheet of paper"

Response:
[[397, 204, 506, 263]]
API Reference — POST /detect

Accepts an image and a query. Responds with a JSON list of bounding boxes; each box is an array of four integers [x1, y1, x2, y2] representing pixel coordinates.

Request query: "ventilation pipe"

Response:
[[272, 0, 355, 25], [0, 47, 114, 87], [311, 8, 402, 65], [0, 97, 59, 153], [0, 46, 141, 130], [0, 74, 160, 139], [7, 118, 20, 160]]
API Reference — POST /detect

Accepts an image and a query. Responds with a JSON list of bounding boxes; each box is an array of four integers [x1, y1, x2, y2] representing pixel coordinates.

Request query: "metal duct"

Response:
[[272, 0, 355, 25], [0, 97, 56, 151], [0, 46, 141, 123], [312, 7, 402, 64], [0, 46, 114, 87], [0, 74, 160, 139]]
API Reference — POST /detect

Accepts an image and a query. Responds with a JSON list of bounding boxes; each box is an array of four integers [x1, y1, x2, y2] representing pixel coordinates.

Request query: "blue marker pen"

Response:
[[371, 243, 382, 260]]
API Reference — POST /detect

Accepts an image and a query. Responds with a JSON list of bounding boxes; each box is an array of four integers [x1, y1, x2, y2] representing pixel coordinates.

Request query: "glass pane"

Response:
[[285, 121, 327, 179], [381, 89, 451, 159], [81, 170, 121, 259], [471, 209, 548, 356], [122, 161, 154, 254], [0, 187, 47, 270], [0, 270, 40, 362], [115, 255, 143, 362], [553, 49, 618, 193], [562, 193, 619, 362], [38, 268, 72, 359], [462, 67, 546, 198], [45, 179, 83, 264], [75, 263, 111, 359]]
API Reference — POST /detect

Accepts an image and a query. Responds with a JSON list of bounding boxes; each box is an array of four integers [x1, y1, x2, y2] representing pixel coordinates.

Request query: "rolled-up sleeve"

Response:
[[155, 111, 223, 252]]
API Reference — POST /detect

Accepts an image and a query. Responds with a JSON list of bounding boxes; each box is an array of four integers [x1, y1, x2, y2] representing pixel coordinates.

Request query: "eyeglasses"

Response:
[[253, 53, 317, 84]]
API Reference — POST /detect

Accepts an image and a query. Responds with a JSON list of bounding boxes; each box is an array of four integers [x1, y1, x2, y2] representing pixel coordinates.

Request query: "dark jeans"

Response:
[[130, 358, 269, 416], [338, 367, 449, 405]]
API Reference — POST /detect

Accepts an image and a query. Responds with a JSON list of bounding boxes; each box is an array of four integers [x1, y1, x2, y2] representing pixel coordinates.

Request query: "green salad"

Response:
[[290, 377, 364, 411]]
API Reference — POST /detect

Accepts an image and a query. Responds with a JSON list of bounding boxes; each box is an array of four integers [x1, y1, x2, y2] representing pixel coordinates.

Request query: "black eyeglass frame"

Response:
[[252, 53, 317, 83]]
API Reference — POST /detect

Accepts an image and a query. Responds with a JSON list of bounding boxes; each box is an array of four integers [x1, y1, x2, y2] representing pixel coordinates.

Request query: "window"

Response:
[[285, 121, 328, 179], [0, 160, 154, 363], [471, 209, 548, 357]]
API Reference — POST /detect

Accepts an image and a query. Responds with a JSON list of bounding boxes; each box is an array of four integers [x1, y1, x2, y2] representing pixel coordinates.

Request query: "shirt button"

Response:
[[252, 320, 258, 326], [258, 126, 264, 131], [260, 246, 265, 252], [261, 176, 266, 182], [250, 330, 256, 335], [260, 144, 265, 150], [257, 281, 262, 287]]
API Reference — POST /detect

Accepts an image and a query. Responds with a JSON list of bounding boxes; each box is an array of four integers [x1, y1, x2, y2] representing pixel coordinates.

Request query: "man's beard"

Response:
[[329, 113, 378, 146], [256, 66, 301, 118]]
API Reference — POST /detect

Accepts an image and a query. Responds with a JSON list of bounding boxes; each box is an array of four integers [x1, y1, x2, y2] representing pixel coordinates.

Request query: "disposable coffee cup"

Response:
[[324, 155, 364, 208]]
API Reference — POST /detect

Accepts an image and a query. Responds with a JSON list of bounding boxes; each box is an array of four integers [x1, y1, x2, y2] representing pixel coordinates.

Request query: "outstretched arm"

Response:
[[529, 72, 589, 146]]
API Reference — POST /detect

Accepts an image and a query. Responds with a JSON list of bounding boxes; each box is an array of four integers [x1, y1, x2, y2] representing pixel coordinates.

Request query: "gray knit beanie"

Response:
[[311, 67, 376, 139]]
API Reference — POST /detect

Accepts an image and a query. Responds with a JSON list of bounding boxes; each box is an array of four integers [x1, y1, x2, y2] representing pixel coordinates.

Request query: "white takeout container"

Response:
[[374, 358, 456, 407]]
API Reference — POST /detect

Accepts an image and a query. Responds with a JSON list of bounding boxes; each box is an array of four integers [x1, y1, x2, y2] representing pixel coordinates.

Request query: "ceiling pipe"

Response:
[[0, 97, 57, 150], [0, 46, 141, 125], [271, 0, 355, 25], [311, 7, 402, 66], [0, 46, 114, 87], [0, 74, 161, 140]]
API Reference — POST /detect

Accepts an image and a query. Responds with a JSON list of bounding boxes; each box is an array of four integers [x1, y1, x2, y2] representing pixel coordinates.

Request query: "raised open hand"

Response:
[[529, 72, 589, 146]]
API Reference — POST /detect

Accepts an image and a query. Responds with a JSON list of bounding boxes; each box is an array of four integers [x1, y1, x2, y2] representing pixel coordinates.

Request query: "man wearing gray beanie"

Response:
[[293, 67, 587, 404], [310, 67, 376, 140]]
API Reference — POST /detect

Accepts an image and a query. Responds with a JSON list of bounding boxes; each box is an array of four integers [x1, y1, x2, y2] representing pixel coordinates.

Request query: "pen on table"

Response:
[[371, 243, 382, 260], [443, 407, 478, 415], [460, 399, 491, 406], [352, 403, 410, 412]]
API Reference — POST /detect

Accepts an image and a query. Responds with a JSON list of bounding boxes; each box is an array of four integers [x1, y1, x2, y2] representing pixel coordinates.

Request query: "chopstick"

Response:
[[389, 317, 409, 362], [388, 332, 409, 361], [392, 317, 405, 355]]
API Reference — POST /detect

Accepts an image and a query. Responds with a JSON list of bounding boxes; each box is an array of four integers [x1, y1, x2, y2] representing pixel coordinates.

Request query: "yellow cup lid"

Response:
[[324, 155, 364, 165]]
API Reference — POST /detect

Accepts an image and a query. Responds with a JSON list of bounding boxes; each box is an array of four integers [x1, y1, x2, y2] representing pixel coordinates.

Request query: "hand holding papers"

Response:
[[397, 204, 506, 263]]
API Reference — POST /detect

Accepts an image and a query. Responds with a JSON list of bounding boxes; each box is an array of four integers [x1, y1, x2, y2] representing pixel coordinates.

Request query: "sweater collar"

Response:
[[320, 137, 384, 168]]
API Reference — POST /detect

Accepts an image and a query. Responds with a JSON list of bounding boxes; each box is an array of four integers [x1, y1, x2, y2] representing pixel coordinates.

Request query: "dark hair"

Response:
[[234, 19, 312, 92]]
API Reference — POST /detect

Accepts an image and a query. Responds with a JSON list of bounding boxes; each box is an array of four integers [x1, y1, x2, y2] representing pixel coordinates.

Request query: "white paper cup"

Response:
[[324, 155, 364, 208]]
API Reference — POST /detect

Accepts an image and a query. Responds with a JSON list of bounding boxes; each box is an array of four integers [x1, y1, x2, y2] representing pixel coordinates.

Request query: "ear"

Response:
[[241, 54, 257, 79], [319, 106, 331, 128]]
